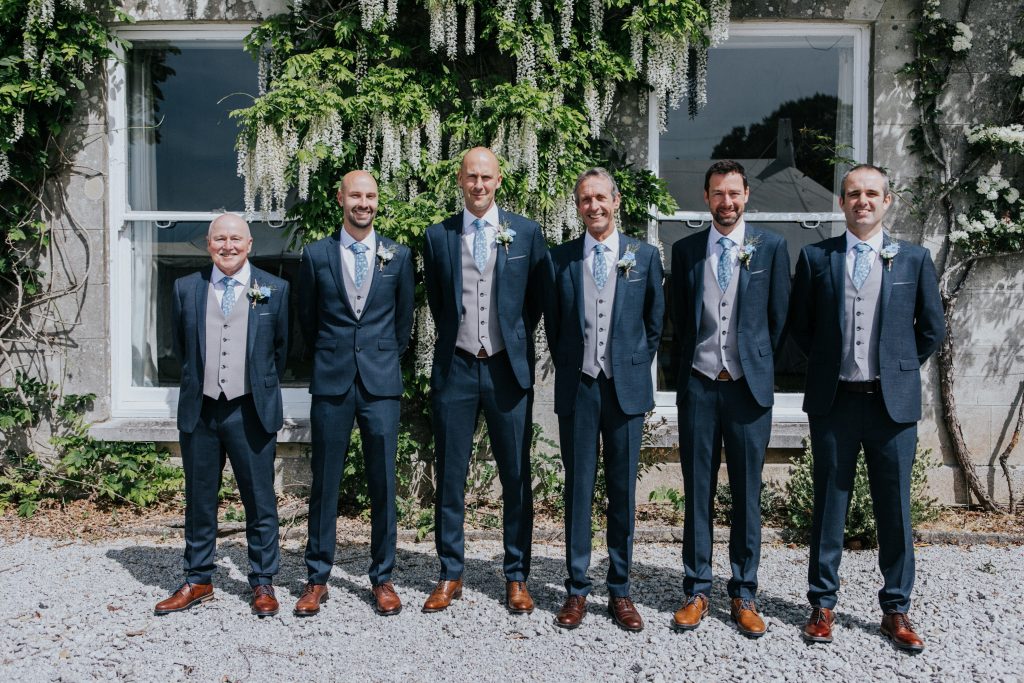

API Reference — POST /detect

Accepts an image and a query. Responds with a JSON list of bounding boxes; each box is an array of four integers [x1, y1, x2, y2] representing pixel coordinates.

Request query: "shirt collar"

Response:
[[462, 204, 502, 234], [211, 260, 251, 287], [708, 219, 746, 252], [845, 229, 884, 254], [340, 227, 376, 252], [584, 229, 619, 256]]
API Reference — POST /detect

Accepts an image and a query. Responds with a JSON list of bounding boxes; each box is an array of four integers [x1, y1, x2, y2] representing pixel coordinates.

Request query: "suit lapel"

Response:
[[446, 216, 462, 312], [569, 237, 585, 331], [246, 267, 259, 360], [879, 232, 895, 327], [195, 270, 211, 368], [736, 227, 754, 313], [494, 209, 508, 298], [692, 229, 709, 331], [611, 233, 629, 331], [363, 235, 388, 311], [830, 238, 846, 333], [327, 231, 357, 318]]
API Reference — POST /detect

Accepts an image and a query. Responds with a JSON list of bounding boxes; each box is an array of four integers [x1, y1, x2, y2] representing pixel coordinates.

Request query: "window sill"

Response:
[[89, 418, 313, 443]]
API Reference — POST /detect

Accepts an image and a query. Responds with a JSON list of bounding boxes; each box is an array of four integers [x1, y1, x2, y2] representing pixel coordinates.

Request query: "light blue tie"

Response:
[[351, 242, 369, 288], [717, 236, 735, 291], [220, 276, 237, 317], [473, 218, 488, 272], [852, 242, 873, 290], [593, 244, 608, 289]]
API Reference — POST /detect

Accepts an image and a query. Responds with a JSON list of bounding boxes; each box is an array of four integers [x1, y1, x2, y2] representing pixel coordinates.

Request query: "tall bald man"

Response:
[[422, 147, 551, 614], [156, 214, 289, 618], [294, 171, 414, 617]]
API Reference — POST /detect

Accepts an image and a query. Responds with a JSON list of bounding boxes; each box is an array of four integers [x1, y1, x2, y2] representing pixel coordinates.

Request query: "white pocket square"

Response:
[[507, 254, 527, 261], [382, 273, 396, 278], [749, 269, 766, 275], [893, 281, 913, 286]]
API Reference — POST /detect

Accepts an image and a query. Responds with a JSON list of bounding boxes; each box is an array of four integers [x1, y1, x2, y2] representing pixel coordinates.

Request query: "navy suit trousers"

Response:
[[179, 394, 279, 587], [432, 350, 533, 581], [306, 379, 400, 586], [679, 372, 770, 600], [559, 372, 642, 598], [807, 389, 917, 613]]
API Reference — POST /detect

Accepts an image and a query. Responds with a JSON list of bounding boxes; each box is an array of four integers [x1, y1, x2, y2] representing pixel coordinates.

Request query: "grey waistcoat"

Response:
[[456, 236, 505, 356], [342, 245, 373, 319], [693, 256, 743, 380], [582, 256, 616, 379], [203, 283, 250, 400], [841, 259, 882, 381]]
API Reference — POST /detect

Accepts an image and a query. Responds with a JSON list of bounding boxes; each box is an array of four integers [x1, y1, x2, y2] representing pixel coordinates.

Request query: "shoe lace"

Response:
[[737, 598, 757, 612], [376, 582, 397, 596], [254, 585, 274, 597], [891, 613, 912, 630], [685, 594, 706, 608], [301, 583, 318, 597]]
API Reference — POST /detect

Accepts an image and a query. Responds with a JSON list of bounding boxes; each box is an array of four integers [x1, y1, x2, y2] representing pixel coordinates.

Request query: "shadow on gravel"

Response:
[[106, 543, 264, 600]]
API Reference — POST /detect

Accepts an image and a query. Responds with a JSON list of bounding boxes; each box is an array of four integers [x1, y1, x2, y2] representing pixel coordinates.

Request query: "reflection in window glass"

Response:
[[129, 221, 310, 388], [127, 43, 258, 212], [655, 221, 847, 395], [660, 35, 854, 213]]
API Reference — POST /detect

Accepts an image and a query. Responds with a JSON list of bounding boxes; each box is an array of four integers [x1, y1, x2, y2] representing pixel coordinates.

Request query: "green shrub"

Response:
[[784, 438, 940, 546]]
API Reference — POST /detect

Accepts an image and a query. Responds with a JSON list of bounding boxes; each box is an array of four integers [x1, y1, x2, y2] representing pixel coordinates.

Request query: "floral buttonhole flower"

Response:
[[248, 280, 273, 307], [617, 244, 638, 277], [495, 222, 516, 253], [880, 242, 900, 271], [376, 243, 396, 271]]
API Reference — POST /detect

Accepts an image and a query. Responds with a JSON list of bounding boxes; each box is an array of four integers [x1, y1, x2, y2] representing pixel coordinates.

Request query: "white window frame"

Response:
[[648, 22, 870, 423], [107, 24, 308, 420]]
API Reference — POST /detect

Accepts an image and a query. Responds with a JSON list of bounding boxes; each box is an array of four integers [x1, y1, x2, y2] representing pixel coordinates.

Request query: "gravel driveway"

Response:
[[1, 534, 1021, 682]]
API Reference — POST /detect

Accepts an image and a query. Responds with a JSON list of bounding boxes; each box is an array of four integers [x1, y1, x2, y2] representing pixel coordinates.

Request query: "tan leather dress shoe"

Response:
[[154, 582, 214, 615], [372, 582, 402, 616], [881, 612, 925, 653], [672, 594, 708, 631], [608, 596, 644, 632], [802, 607, 835, 643], [730, 598, 767, 638], [422, 579, 463, 613], [294, 583, 329, 617], [251, 585, 279, 617], [506, 581, 534, 614], [555, 595, 587, 629]]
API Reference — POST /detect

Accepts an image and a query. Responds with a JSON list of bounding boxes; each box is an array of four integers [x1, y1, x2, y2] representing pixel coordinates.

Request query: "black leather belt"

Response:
[[838, 380, 881, 394], [691, 368, 734, 382], [455, 347, 502, 361]]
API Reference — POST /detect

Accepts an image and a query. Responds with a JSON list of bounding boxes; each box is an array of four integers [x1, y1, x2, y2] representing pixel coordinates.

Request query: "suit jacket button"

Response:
[[356, 347, 361, 352]]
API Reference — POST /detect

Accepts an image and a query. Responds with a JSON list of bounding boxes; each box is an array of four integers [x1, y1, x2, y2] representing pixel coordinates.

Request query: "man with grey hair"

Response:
[[155, 213, 289, 618], [546, 167, 664, 631]]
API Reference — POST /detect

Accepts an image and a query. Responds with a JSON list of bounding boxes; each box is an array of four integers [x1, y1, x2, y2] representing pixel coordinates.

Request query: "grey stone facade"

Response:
[[25, 0, 1022, 505]]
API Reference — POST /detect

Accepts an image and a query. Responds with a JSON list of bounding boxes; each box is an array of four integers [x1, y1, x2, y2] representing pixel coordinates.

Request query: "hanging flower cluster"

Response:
[[949, 175, 1024, 251], [583, 81, 615, 139], [296, 112, 346, 200], [966, 124, 1024, 155], [491, 117, 540, 192], [428, 0, 460, 59], [951, 22, 973, 53], [541, 194, 582, 243], [414, 304, 436, 379], [237, 120, 297, 216], [358, 0, 399, 30]]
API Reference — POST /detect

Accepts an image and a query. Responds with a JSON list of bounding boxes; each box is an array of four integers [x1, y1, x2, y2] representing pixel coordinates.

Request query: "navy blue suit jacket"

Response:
[[172, 265, 289, 434], [547, 233, 665, 416], [423, 210, 550, 391], [670, 226, 790, 408], [297, 231, 414, 398], [789, 233, 945, 423]]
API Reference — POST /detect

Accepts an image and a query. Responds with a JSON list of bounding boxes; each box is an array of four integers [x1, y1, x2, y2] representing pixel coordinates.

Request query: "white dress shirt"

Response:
[[706, 219, 746, 282], [583, 229, 619, 284], [461, 204, 502, 255], [844, 229, 884, 278], [210, 260, 251, 308], [340, 227, 377, 288]]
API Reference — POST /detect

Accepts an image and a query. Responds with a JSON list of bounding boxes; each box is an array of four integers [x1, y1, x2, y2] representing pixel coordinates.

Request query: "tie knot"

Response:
[[594, 244, 604, 254], [473, 218, 486, 231], [718, 236, 735, 250], [221, 276, 236, 287], [855, 242, 872, 254], [350, 242, 368, 254]]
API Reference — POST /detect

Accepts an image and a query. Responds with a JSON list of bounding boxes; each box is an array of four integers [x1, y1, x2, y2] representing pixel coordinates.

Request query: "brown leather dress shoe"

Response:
[[372, 582, 402, 616], [607, 596, 644, 632], [506, 581, 534, 614], [293, 583, 329, 617], [802, 607, 835, 643], [251, 585, 279, 617], [730, 598, 767, 638], [881, 612, 925, 653], [154, 582, 214, 615], [555, 595, 587, 629], [422, 579, 463, 613], [671, 594, 709, 632]]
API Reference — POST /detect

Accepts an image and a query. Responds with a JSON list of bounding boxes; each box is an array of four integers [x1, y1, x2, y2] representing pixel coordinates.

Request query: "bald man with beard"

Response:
[[156, 214, 289, 618], [294, 171, 415, 617], [422, 147, 552, 615]]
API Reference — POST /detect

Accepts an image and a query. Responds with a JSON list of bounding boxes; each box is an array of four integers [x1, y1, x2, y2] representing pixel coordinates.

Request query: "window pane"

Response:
[[655, 220, 846, 394], [129, 221, 310, 388], [660, 35, 855, 213], [127, 43, 258, 212]]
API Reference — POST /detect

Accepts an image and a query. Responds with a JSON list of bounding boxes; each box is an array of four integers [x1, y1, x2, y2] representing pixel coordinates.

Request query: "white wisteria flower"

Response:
[[965, 124, 1024, 154], [1010, 58, 1024, 78], [949, 230, 970, 243]]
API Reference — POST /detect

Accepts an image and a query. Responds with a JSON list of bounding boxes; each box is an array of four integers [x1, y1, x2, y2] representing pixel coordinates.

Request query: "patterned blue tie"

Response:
[[717, 236, 735, 291], [220, 276, 237, 317], [351, 242, 369, 288], [593, 244, 608, 289], [852, 242, 873, 290], [472, 218, 488, 272]]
